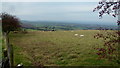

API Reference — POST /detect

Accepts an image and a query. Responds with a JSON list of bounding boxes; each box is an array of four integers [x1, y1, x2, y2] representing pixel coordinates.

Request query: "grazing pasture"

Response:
[[9, 30, 118, 66], [0, 30, 2, 60]]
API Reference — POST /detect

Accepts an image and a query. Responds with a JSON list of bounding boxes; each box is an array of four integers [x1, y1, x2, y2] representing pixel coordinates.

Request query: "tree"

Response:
[[0, 12, 21, 67], [1, 12, 21, 35], [93, 0, 120, 19], [93, 0, 120, 64]]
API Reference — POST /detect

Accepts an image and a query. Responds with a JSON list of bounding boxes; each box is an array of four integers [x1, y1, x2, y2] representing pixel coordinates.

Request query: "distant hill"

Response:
[[21, 22, 35, 29], [20, 20, 118, 31]]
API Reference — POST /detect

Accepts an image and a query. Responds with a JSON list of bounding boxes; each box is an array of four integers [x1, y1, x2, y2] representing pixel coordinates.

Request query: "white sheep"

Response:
[[74, 34, 78, 36], [80, 35, 84, 37]]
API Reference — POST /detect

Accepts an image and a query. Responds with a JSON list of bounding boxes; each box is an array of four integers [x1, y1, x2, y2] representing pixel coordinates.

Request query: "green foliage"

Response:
[[21, 21, 117, 31], [0, 33, 2, 60]]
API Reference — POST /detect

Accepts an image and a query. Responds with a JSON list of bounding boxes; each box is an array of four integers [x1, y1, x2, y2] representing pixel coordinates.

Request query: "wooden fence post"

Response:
[[118, 8, 120, 64], [3, 49, 8, 57], [4, 33, 14, 67], [10, 44, 14, 67]]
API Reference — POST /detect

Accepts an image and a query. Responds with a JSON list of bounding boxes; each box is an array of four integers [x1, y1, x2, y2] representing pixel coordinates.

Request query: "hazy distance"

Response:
[[2, 2, 117, 25]]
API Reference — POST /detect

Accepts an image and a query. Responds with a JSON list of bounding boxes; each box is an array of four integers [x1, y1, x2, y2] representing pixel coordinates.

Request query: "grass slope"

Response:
[[9, 30, 118, 66], [0, 32, 2, 60]]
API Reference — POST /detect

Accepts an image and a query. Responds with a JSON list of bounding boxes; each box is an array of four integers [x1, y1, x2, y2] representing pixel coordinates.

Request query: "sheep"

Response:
[[74, 34, 78, 36], [80, 35, 84, 37]]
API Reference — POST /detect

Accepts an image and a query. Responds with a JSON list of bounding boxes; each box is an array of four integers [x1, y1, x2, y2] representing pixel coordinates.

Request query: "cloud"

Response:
[[0, 3, 2, 13], [2, 2, 96, 15], [2, 0, 100, 2], [2, 2, 116, 25]]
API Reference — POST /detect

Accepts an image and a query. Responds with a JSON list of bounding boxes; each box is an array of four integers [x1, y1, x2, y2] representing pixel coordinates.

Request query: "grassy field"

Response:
[[0, 27, 2, 60], [9, 30, 118, 66]]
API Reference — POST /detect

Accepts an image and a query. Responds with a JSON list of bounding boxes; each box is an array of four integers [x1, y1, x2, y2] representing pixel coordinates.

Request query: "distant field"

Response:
[[9, 30, 118, 66]]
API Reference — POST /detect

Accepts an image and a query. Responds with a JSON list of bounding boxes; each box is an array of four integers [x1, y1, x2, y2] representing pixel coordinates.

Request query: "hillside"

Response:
[[21, 20, 118, 31], [9, 30, 118, 66]]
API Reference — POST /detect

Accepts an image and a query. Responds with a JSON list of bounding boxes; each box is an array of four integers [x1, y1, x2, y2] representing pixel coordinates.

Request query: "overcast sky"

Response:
[[2, 0, 100, 2], [2, 2, 117, 25], [2, 0, 119, 2]]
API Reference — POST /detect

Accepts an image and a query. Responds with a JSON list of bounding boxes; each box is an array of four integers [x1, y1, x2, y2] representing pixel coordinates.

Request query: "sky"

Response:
[[2, 0, 100, 2], [1, 0, 119, 2], [1, 2, 118, 25]]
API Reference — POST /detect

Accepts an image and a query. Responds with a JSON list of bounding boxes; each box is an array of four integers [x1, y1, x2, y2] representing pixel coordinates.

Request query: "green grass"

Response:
[[9, 30, 118, 66], [0, 29, 2, 60]]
